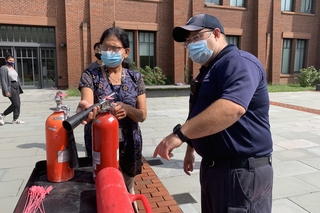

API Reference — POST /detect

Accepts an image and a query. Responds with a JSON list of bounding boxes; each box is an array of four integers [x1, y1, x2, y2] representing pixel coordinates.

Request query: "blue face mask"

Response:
[[188, 40, 213, 65], [6, 62, 15, 67], [101, 51, 123, 68]]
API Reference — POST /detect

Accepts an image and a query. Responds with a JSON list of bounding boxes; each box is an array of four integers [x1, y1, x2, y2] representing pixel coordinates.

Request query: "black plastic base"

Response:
[[14, 157, 97, 213]]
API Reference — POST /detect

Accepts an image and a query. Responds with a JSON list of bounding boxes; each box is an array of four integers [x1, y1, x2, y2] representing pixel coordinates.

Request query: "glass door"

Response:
[[41, 49, 56, 88], [15, 47, 38, 87]]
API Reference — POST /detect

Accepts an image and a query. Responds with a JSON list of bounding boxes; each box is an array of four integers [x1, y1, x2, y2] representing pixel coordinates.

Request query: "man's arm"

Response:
[[181, 98, 246, 139], [153, 98, 246, 160]]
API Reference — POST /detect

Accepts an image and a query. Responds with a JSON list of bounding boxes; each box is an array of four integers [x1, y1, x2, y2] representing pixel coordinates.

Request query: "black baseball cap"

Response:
[[172, 14, 225, 42]]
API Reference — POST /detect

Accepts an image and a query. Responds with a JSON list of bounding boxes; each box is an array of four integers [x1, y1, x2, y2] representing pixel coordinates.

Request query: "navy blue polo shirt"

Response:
[[189, 44, 273, 159]]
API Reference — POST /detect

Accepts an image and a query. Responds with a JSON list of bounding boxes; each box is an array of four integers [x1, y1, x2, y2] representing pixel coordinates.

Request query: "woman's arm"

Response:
[[80, 87, 94, 105], [113, 93, 147, 122], [76, 87, 98, 124], [0, 66, 9, 95]]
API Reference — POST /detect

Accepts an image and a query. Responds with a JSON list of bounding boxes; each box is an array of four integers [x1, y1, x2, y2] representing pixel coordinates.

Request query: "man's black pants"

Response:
[[200, 157, 273, 213]]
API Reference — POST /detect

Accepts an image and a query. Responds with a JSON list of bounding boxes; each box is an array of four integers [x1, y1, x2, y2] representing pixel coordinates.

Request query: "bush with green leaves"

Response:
[[130, 62, 168, 85], [296, 66, 320, 87]]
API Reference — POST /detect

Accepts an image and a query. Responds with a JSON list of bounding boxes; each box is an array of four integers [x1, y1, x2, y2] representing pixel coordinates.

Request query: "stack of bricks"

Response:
[[134, 158, 183, 213]]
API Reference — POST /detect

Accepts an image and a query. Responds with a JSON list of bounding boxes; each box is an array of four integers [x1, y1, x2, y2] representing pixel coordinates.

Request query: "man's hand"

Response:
[[153, 133, 183, 161], [183, 147, 195, 176], [76, 100, 99, 124], [5, 92, 10, 97]]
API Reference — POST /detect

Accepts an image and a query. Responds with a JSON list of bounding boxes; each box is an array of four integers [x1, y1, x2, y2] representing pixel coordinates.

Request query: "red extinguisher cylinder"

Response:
[[96, 167, 153, 213], [92, 111, 119, 177], [45, 111, 74, 182]]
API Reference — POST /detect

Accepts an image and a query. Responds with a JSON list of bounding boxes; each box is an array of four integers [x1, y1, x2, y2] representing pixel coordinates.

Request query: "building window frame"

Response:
[[126, 30, 156, 69], [226, 35, 240, 48], [294, 39, 306, 73], [0, 25, 55, 44], [281, 38, 307, 75], [281, 0, 293, 12], [205, 0, 222, 5], [230, 0, 245, 7], [281, 39, 292, 74], [301, 0, 313, 13]]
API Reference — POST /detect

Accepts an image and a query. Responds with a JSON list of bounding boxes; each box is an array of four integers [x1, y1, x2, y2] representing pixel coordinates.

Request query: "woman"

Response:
[[0, 52, 25, 125], [77, 27, 147, 197]]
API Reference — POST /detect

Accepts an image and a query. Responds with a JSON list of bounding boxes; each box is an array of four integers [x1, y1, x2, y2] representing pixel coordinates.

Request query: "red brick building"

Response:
[[0, 0, 319, 89]]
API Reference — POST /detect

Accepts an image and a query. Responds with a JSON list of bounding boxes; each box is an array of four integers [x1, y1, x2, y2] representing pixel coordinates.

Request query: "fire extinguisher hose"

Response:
[[67, 131, 79, 168], [63, 92, 115, 132], [63, 102, 101, 132]]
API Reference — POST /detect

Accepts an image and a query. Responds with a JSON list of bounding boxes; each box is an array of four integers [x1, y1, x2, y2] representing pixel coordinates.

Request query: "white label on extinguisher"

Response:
[[117, 148, 119, 161], [108, 117, 115, 122], [57, 150, 69, 163], [92, 151, 101, 165]]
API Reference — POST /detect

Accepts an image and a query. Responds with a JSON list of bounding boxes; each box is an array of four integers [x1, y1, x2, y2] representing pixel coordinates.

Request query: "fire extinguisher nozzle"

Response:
[[62, 120, 73, 132], [63, 103, 100, 131]]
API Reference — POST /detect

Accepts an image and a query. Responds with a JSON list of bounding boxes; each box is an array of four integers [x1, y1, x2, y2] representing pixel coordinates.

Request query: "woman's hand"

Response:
[[76, 100, 100, 124], [112, 102, 127, 120]]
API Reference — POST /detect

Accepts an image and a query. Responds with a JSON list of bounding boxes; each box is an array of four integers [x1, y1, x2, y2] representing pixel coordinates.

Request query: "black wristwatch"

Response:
[[173, 124, 189, 142]]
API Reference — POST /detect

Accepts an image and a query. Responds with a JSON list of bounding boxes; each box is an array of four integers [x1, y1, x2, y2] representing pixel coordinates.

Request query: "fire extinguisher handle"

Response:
[[63, 102, 100, 131]]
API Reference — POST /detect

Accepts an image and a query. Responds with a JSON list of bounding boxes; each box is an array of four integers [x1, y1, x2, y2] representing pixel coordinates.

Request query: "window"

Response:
[[126, 30, 156, 68], [301, 0, 313, 13], [205, 0, 221, 5], [281, 0, 293, 11], [281, 39, 292, 74], [281, 39, 307, 74], [139, 32, 154, 68], [230, 0, 244, 7], [226, 36, 240, 48], [127, 31, 135, 65], [294, 40, 306, 73], [0, 25, 55, 44]]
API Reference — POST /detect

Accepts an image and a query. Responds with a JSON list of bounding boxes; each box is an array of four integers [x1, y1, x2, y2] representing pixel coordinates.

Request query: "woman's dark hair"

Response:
[[5, 52, 13, 61], [100, 27, 130, 68]]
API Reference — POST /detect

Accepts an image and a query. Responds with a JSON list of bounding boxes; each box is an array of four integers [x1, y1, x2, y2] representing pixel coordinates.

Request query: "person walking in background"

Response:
[[83, 41, 104, 157], [77, 27, 147, 207], [0, 52, 25, 125], [153, 14, 273, 213]]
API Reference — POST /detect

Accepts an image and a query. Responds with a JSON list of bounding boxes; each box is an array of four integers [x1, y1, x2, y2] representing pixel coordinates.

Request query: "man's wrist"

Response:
[[173, 124, 189, 142]]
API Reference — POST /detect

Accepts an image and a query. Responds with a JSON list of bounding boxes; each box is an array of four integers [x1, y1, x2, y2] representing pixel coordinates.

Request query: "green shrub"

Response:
[[296, 66, 320, 87], [130, 62, 167, 85]]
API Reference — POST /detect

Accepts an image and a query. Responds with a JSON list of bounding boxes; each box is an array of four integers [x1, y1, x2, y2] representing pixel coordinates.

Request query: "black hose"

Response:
[[62, 102, 100, 132]]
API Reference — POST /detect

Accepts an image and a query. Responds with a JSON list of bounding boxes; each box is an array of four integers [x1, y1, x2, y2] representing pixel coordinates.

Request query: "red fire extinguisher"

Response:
[[92, 98, 119, 178], [96, 167, 153, 213], [45, 91, 74, 182]]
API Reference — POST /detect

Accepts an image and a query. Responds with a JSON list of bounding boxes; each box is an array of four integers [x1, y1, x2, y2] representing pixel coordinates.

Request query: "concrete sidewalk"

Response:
[[1, 89, 320, 212]]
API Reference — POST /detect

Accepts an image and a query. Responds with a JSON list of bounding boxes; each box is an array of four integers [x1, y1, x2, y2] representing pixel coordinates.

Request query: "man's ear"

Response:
[[214, 28, 222, 39]]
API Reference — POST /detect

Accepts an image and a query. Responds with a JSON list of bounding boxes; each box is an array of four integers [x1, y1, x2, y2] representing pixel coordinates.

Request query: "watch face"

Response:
[[173, 124, 181, 133]]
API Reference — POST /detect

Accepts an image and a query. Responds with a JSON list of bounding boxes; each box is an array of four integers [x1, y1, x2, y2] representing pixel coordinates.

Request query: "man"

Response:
[[153, 14, 273, 213]]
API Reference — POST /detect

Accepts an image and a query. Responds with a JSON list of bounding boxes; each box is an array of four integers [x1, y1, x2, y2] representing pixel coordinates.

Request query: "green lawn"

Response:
[[66, 89, 81, 97], [66, 84, 317, 97], [267, 84, 316, 92]]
